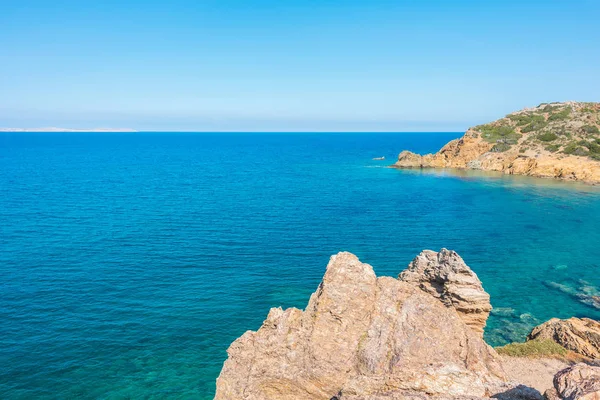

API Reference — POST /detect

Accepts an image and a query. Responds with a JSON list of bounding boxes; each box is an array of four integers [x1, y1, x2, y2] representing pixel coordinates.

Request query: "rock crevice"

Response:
[[398, 249, 492, 337]]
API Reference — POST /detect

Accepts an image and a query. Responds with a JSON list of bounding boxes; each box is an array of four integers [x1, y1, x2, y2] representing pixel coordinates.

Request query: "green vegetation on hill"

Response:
[[583, 125, 600, 134], [491, 143, 512, 152], [521, 120, 548, 133], [508, 113, 544, 127], [472, 102, 600, 161], [538, 132, 558, 142], [476, 124, 521, 150], [548, 108, 571, 121]]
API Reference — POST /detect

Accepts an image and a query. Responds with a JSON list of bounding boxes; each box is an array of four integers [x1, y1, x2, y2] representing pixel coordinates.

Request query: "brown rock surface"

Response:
[[500, 355, 570, 394], [528, 318, 600, 359], [391, 102, 600, 184], [552, 363, 600, 400], [214, 251, 506, 400], [398, 249, 492, 336], [395, 150, 426, 168]]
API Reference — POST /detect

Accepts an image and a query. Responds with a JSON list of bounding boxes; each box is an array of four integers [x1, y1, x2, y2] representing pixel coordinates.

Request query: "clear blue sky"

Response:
[[1, 0, 599, 131]]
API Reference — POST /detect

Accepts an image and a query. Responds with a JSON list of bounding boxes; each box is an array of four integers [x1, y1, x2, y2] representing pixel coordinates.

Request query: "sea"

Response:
[[2, 131, 600, 399]]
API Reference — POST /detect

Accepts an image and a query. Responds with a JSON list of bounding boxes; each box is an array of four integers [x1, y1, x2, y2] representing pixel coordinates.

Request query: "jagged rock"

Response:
[[395, 150, 424, 168], [398, 249, 492, 337], [551, 363, 600, 400], [215, 252, 506, 400], [543, 388, 561, 400], [528, 318, 600, 358]]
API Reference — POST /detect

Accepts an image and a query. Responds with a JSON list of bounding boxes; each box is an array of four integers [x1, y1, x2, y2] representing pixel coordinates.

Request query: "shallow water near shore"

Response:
[[2, 131, 600, 399]]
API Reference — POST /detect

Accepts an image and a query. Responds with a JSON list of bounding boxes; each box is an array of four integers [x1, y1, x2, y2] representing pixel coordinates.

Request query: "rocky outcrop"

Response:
[[395, 150, 428, 168], [215, 251, 507, 400], [392, 102, 600, 184], [399, 249, 492, 337], [544, 364, 600, 400], [528, 318, 600, 359]]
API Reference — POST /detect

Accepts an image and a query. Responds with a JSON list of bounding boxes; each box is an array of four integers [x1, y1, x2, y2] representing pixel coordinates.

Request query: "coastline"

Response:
[[390, 160, 600, 185], [391, 102, 600, 185]]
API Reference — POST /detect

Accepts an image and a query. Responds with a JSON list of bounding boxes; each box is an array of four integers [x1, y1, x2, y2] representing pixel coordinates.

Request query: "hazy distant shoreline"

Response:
[[0, 127, 137, 132]]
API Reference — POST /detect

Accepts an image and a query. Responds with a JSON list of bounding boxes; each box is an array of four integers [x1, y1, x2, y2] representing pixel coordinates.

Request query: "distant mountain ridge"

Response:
[[393, 101, 600, 184], [0, 127, 137, 132]]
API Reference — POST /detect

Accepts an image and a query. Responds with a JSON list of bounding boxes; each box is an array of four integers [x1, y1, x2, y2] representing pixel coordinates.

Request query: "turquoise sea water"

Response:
[[2, 132, 600, 399]]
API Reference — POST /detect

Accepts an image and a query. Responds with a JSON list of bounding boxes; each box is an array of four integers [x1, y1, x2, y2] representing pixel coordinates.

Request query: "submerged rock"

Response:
[[215, 251, 506, 400], [399, 249, 492, 337], [528, 318, 600, 359], [544, 281, 600, 311]]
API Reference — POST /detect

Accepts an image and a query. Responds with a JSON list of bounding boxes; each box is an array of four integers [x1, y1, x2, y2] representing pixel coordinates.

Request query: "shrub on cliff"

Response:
[[508, 113, 545, 127], [582, 125, 600, 134], [538, 132, 558, 142], [563, 142, 589, 156], [496, 339, 568, 358], [521, 120, 548, 133], [548, 108, 571, 121], [541, 104, 561, 113], [579, 140, 600, 154], [477, 124, 521, 144], [491, 143, 512, 152]]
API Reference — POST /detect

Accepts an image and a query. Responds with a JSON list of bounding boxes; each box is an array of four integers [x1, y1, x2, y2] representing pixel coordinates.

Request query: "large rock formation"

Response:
[[528, 318, 600, 359], [398, 249, 492, 337], [392, 102, 600, 184], [544, 364, 600, 400], [215, 251, 507, 400]]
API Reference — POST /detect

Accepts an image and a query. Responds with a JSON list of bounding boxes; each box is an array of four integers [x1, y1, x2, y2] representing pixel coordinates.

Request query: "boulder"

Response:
[[214, 251, 506, 400], [528, 318, 600, 359], [399, 249, 492, 336], [394, 150, 424, 168], [550, 363, 600, 400]]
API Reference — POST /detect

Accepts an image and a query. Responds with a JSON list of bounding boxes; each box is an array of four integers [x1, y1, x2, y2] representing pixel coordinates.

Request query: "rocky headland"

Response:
[[392, 102, 600, 184], [215, 250, 600, 399]]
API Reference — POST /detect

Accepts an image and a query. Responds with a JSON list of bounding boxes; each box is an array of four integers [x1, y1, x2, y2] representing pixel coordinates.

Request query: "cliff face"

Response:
[[393, 102, 600, 184], [215, 250, 508, 400], [398, 249, 492, 337]]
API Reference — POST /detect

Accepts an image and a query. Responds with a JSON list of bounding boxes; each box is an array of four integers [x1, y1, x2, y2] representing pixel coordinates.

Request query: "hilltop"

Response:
[[393, 102, 600, 183]]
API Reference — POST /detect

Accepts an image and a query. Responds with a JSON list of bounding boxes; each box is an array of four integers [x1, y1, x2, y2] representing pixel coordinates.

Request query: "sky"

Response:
[[1, 0, 599, 132]]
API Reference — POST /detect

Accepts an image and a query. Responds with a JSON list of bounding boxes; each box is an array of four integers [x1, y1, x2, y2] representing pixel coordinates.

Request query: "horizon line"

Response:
[[0, 128, 466, 133]]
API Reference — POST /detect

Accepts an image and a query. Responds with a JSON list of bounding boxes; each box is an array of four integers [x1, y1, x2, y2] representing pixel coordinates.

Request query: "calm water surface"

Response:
[[2, 132, 600, 399]]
